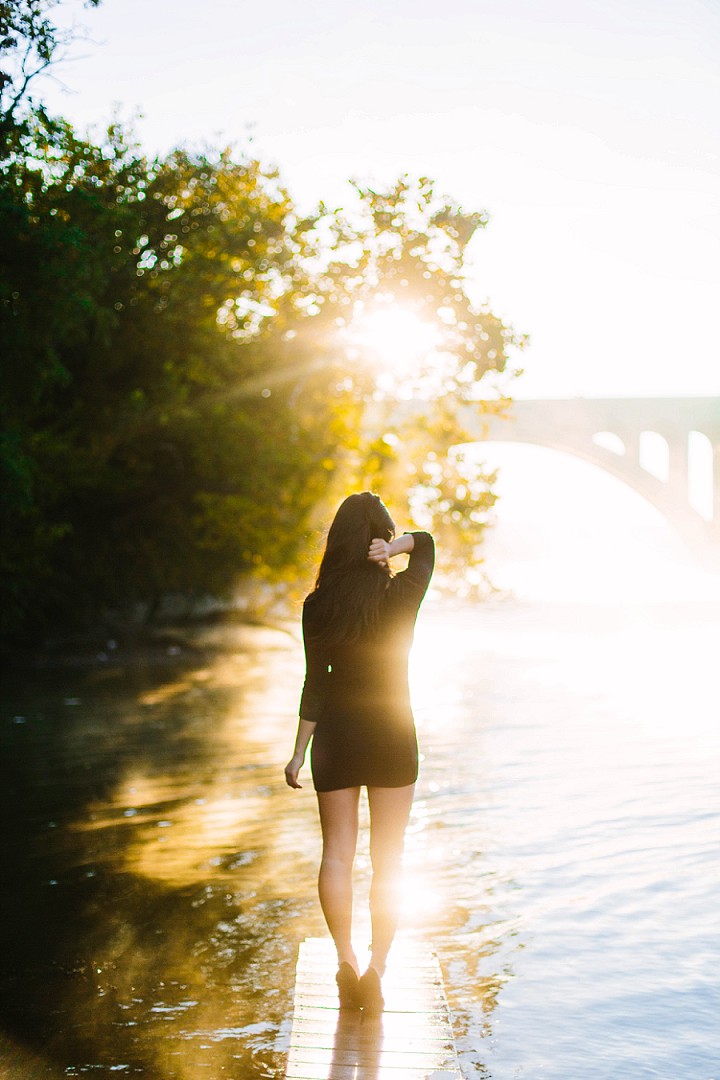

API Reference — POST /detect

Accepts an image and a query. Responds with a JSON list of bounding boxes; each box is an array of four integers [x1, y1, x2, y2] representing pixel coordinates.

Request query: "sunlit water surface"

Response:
[[1, 593, 718, 1079]]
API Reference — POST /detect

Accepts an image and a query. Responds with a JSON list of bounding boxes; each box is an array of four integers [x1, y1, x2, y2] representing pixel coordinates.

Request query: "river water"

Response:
[[1, 595, 719, 1079]]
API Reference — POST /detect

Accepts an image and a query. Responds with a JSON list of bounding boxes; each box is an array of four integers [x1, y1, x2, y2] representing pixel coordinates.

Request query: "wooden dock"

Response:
[[286, 937, 462, 1080]]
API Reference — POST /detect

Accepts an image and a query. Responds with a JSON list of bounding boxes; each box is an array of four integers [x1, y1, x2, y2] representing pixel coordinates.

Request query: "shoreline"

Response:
[[2, 611, 300, 673]]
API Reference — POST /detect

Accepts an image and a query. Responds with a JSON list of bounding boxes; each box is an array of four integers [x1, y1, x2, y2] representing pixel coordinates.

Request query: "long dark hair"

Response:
[[307, 492, 395, 645]]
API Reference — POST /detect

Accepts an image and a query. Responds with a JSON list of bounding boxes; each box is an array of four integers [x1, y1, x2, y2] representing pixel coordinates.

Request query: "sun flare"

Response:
[[351, 305, 439, 379]]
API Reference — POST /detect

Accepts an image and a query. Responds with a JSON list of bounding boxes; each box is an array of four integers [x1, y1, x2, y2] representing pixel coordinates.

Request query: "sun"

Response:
[[350, 304, 440, 383]]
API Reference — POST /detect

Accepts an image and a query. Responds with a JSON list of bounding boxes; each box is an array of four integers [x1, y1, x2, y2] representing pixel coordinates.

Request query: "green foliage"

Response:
[[295, 175, 525, 585], [1, 0, 102, 151], [0, 115, 361, 638], [0, 112, 524, 642]]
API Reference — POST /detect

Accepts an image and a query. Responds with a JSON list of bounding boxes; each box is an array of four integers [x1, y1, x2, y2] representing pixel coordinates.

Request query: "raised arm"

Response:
[[367, 531, 416, 566], [368, 530, 435, 601]]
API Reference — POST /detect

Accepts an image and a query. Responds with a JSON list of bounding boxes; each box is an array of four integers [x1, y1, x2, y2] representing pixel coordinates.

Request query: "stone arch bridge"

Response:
[[456, 396, 720, 561]]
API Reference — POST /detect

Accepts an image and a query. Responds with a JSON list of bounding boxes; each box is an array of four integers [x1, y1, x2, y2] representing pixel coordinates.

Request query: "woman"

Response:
[[284, 491, 435, 1013]]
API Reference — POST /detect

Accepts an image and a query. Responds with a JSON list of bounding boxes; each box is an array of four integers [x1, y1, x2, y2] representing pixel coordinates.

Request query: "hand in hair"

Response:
[[368, 533, 415, 568], [367, 538, 391, 567]]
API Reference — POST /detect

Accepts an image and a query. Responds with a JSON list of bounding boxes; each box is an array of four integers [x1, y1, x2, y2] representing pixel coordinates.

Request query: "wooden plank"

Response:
[[286, 937, 462, 1080]]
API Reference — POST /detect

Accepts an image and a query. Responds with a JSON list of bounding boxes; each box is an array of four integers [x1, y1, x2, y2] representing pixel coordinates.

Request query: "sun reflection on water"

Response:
[[2, 469, 720, 1078]]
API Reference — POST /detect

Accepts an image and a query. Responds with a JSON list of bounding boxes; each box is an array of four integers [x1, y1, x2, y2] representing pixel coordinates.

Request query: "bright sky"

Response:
[[43, 0, 720, 402]]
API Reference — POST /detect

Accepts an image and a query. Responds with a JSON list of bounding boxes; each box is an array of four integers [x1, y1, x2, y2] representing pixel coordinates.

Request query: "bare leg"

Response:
[[316, 787, 361, 973], [366, 783, 415, 976]]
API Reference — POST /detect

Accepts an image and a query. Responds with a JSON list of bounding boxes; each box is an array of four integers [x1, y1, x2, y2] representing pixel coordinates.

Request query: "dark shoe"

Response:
[[336, 962, 360, 1009], [357, 966, 384, 1014]]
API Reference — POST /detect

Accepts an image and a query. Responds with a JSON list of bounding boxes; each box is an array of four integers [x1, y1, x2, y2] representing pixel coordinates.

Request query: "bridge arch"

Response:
[[592, 431, 625, 456], [457, 396, 720, 563]]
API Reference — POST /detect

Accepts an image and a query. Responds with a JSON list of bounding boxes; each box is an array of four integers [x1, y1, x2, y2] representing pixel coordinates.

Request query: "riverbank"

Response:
[[3, 610, 300, 673]]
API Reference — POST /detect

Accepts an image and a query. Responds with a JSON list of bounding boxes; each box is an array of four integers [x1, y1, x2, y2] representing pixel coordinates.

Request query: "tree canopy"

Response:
[[0, 3, 525, 645], [1, 0, 101, 148]]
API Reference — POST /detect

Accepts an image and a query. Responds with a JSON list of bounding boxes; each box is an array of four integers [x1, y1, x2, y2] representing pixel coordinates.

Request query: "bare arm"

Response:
[[370, 530, 435, 598], [284, 717, 316, 789], [367, 532, 415, 567]]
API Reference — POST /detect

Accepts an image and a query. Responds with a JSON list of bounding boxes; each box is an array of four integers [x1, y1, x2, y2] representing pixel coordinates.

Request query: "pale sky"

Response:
[[43, 0, 720, 400]]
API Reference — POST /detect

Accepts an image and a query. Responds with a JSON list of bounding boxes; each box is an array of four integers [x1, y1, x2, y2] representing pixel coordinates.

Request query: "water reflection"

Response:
[[2, 598, 719, 1078], [0, 629, 317, 1078], [328, 1013, 384, 1079]]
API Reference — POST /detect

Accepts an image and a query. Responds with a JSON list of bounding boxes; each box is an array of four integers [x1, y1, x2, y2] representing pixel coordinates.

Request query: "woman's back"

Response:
[[301, 531, 435, 791]]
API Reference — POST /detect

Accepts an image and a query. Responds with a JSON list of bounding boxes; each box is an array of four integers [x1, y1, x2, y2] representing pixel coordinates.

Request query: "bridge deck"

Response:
[[285, 937, 461, 1079]]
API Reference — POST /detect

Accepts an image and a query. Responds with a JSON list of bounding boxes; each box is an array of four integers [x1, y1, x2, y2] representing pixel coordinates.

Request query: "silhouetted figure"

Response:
[[285, 491, 434, 1011]]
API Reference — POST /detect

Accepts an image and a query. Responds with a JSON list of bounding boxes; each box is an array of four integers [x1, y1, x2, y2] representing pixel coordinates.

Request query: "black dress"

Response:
[[299, 532, 435, 792]]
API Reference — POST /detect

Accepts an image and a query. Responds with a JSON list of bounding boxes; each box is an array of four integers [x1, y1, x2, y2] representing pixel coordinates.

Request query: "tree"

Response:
[[1, 10, 527, 643], [286, 176, 526, 588], [0, 115, 364, 638], [1, 0, 101, 152], [1, 122, 526, 642]]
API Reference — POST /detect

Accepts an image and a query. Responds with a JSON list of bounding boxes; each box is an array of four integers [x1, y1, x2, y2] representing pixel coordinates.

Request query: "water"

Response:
[[410, 599, 720, 1079], [1, 600, 719, 1078]]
